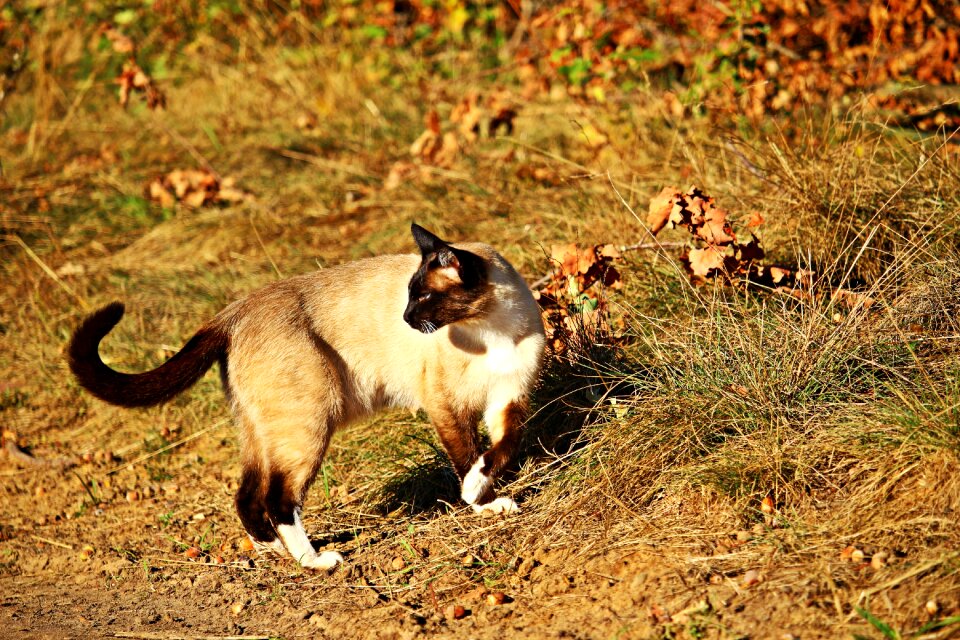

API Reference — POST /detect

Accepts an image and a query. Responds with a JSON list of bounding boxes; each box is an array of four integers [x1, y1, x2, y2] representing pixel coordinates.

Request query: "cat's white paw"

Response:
[[461, 457, 492, 505], [300, 550, 344, 571], [471, 497, 519, 515]]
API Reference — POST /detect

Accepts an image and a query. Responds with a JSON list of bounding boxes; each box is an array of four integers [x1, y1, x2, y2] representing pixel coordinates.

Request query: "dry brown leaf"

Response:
[[550, 243, 581, 277], [425, 109, 441, 135], [597, 244, 620, 260], [760, 494, 774, 514], [146, 169, 251, 208], [182, 189, 208, 209], [746, 211, 765, 228], [769, 267, 791, 285], [384, 161, 416, 190], [434, 132, 460, 167], [148, 180, 175, 208], [602, 265, 623, 289], [410, 129, 439, 160], [685, 246, 726, 278], [831, 288, 875, 310], [451, 92, 483, 141], [647, 186, 679, 235], [115, 60, 165, 110], [697, 207, 736, 245]]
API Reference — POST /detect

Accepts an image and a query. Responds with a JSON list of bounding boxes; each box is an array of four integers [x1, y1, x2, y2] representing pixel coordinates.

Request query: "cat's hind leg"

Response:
[[233, 412, 284, 552], [234, 460, 282, 553], [228, 328, 346, 570], [265, 463, 343, 570]]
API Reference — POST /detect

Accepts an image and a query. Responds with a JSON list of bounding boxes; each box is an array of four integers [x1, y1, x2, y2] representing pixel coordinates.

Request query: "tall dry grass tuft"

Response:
[[500, 129, 960, 629], [731, 107, 960, 285]]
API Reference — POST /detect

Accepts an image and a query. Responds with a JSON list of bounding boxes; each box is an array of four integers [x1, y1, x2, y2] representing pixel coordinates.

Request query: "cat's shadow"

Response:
[[378, 455, 462, 516]]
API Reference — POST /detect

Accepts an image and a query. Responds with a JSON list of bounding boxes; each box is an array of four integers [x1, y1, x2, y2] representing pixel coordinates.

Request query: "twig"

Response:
[[106, 419, 230, 475], [30, 535, 74, 551], [145, 557, 261, 571], [621, 241, 686, 252], [248, 212, 283, 279], [3, 438, 44, 467], [7, 235, 89, 310], [71, 469, 100, 505]]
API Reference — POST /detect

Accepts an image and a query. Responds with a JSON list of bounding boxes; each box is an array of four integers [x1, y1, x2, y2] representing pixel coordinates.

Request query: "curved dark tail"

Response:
[[67, 302, 228, 408]]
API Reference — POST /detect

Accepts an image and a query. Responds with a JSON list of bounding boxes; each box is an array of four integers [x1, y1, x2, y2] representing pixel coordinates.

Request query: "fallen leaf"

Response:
[[647, 186, 680, 234], [746, 211, 765, 228], [685, 246, 726, 278], [760, 494, 774, 514], [697, 206, 736, 245], [384, 161, 416, 190]]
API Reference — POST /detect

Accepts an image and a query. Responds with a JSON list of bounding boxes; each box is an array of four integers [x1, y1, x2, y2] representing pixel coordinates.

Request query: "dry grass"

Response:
[[2, 7, 960, 639]]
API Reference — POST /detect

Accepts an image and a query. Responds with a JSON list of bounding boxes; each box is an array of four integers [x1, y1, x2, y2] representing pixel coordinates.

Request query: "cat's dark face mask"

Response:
[[404, 223, 491, 334]]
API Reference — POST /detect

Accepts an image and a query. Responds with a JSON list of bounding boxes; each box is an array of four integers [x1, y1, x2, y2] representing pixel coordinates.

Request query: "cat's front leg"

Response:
[[462, 399, 526, 514], [427, 404, 489, 500]]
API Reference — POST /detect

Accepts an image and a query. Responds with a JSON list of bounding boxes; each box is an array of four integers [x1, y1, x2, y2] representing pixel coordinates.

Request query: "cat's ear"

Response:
[[410, 223, 484, 286], [411, 223, 449, 257]]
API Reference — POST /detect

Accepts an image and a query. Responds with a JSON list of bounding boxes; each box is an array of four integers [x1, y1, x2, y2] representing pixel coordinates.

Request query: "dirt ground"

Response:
[[2, 416, 952, 640], [0, 464, 811, 640]]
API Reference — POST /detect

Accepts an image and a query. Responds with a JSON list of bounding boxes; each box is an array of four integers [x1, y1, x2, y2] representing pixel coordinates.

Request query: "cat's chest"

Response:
[[478, 334, 539, 378]]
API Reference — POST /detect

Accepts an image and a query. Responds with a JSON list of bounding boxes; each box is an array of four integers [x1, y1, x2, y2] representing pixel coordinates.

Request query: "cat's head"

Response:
[[403, 223, 492, 333]]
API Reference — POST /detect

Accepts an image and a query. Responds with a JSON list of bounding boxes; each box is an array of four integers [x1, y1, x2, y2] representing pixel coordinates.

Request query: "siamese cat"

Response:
[[68, 224, 545, 570]]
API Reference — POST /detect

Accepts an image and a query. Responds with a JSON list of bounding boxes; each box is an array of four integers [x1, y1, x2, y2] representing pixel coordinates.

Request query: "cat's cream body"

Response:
[[68, 226, 544, 569]]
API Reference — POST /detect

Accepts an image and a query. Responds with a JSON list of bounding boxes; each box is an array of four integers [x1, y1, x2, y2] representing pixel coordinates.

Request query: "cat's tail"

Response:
[[67, 302, 228, 408]]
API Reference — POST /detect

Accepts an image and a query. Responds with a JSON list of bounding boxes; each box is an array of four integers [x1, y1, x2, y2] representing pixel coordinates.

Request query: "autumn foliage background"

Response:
[[2, 2, 960, 639]]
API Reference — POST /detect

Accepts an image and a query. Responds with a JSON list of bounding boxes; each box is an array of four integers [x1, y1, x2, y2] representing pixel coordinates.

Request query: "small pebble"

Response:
[[444, 604, 466, 620], [742, 569, 761, 587]]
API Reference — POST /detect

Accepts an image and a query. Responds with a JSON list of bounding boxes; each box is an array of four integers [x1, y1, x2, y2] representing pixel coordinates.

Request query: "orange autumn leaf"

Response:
[[685, 245, 726, 278], [647, 186, 680, 235], [696, 206, 736, 245]]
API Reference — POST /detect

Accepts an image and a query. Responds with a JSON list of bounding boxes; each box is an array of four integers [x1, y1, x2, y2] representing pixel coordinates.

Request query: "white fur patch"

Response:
[[485, 338, 521, 375], [471, 497, 519, 515], [461, 456, 492, 505], [277, 510, 343, 571], [301, 550, 345, 570]]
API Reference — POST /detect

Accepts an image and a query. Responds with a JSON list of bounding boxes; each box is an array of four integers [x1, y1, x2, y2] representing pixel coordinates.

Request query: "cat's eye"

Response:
[[418, 292, 433, 302]]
